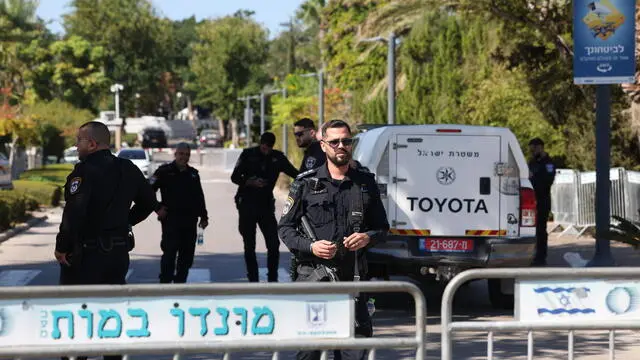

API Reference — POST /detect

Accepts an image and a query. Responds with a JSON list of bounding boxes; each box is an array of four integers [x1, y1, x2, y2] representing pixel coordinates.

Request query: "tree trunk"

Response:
[[230, 118, 239, 148], [8, 135, 18, 180], [217, 118, 226, 139]]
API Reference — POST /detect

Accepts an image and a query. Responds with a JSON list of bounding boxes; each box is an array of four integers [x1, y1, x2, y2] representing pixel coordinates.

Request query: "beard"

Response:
[[327, 149, 351, 166]]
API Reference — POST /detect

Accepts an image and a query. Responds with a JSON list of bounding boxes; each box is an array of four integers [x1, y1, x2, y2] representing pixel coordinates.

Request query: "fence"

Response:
[[550, 167, 640, 237], [441, 267, 640, 360], [0, 281, 425, 360]]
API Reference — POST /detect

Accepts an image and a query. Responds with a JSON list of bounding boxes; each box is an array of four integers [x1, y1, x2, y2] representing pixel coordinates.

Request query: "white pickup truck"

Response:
[[352, 124, 537, 308]]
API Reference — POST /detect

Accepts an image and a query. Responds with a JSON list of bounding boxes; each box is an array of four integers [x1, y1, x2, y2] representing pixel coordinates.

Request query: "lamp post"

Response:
[[110, 83, 124, 151], [300, 71, 325, 127], [361, 32, 397, 125]]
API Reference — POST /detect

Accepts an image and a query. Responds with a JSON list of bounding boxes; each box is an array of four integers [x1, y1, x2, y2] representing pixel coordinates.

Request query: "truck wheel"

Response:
[[488, 279, 514, 310]]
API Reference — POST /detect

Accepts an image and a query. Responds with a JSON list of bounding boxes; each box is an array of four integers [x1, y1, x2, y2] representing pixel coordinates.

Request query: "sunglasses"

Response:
[[323, 138, 354, 148], [294, 130, 308, 137]]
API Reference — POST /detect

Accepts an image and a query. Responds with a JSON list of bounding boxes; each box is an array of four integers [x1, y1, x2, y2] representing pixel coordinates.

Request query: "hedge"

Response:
[[0, 190, 39, 231], [13, 180, 62, 207], [19, 163, 73, 187]]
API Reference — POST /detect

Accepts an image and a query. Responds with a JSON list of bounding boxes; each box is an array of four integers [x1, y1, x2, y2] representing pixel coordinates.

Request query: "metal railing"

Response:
[[0, 281, 425, 360], [441, 268, 640, 360], [550, 167, 638, 237]]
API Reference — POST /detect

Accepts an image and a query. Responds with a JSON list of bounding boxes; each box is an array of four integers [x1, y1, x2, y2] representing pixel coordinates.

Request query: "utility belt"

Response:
[[82, 234, 132, 252]]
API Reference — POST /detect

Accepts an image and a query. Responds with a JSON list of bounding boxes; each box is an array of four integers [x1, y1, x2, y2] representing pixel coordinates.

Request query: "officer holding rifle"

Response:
[[278, 119, 389, 360]]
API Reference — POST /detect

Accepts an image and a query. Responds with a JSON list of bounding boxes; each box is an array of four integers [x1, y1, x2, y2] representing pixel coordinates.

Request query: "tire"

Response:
[[488, 279, 514, 310]]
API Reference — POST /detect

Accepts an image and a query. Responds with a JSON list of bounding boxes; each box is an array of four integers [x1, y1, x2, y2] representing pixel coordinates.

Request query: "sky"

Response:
[[35, 0, 305, 39]]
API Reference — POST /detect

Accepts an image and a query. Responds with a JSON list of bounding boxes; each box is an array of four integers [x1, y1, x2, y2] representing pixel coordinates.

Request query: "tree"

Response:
[[22, 35, 108, 112], [0, 86, 38, 171], [63, 0, 176, 116], [190, 11, 269, 146]]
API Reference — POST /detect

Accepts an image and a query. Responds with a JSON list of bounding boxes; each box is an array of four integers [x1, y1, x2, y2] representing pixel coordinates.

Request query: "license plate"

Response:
[[419, 238, 474, 252]]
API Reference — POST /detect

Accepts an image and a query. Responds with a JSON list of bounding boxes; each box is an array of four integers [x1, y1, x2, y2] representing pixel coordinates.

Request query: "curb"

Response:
[[0, 215, 49, 244]]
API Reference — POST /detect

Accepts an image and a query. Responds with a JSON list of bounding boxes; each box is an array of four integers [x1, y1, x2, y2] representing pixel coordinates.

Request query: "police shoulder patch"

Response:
[[296, 168, 317, 180], [546, 163, 554, 173], [69, 177, 82, 195], [282, 196, 295, 215]]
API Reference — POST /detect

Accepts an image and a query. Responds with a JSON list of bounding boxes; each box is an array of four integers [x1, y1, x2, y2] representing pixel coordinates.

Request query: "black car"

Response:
[[141, 128, 167, 148]]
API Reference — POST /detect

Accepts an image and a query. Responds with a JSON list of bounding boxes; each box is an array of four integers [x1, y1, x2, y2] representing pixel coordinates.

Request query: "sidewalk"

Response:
[[547, 224, 640, 267]]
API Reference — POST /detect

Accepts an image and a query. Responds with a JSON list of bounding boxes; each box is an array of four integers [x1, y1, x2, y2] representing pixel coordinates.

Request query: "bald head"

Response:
[[80, 121, 111, 147]]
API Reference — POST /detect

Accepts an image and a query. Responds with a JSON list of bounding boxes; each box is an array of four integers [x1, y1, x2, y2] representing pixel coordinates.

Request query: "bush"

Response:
[[0, 190, 35, 230], [13, 180, 62, 207], [19, 163, 73, 187]]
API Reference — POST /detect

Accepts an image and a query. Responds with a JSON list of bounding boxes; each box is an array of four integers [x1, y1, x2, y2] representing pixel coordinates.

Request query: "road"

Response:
[[0, 149, 635, 360]]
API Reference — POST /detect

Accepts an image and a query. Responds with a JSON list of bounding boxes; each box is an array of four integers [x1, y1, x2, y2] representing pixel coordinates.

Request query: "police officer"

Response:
[[231, 132, 299, 282], [55, 121, 162, 360], [294, 117, 326, 172], [151, 142, 209, 283], [278, 120, 389, 360], [528, 137, 556, 266], [290, 118, 327, 280]]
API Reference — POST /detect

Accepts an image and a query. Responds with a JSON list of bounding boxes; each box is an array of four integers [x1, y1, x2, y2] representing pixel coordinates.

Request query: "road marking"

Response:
[[258, 267, 291, 283], [0, 270, 40, 286], [125, 269, 133, 281], [187, 268, 211, 283], [200, 179, 230, 184]]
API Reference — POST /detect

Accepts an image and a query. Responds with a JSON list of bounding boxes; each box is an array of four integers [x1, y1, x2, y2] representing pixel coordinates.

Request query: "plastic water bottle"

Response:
[[367, 298, 376, 317], [196, 227, 204, 246]]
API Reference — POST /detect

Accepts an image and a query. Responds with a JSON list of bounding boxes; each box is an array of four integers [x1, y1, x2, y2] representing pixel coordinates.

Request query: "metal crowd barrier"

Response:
[[441, 268, 640, 360], [551, 167, 634, 237], [0, 281, 425, 360], [224, 148, 243, 172]]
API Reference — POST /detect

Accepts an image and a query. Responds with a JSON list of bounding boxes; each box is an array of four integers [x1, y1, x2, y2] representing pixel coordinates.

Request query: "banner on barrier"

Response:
[[517, 280, 640, 321], [0, 294, 352, 346]]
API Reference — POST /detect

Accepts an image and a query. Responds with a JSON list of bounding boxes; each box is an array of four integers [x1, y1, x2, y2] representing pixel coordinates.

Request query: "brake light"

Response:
[[436, 129, 461, 133], [520, 187, 537, 227]]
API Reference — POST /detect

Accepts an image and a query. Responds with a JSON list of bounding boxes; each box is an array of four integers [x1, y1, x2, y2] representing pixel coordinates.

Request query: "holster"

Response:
[[302, 264, 339, 282]]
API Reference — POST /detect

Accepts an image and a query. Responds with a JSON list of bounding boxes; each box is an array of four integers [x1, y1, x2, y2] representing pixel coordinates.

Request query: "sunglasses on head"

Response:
[[323, 138, 354, 148]]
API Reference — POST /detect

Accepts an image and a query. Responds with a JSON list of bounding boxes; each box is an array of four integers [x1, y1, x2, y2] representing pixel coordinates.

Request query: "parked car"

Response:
[[198, 129, 223, 147], [0, 152, 13, 190], [139, 128, 168, 148], [116, 148, 152, 178], [63, 146, 80, 164]]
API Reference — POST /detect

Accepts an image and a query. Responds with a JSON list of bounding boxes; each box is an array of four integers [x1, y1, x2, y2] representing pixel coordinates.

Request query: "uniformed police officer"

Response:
[[294, 117, 326, 172], [55, 121, 162, 360], [528, 137, 556, 266], [290, 118, 327, 280], [278, 119, 389, 360], [151, 142, 209, 283], [231, 132, 299, 282]]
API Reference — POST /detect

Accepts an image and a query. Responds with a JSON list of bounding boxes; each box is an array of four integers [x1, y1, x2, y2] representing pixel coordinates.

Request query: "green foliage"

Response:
[[19, 163, 73, 187], [190, 12, 269, 123], [13, 179, 61, 207]]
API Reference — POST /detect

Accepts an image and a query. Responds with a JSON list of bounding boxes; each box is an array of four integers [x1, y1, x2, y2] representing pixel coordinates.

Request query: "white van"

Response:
[[352, 124, 537, 308]]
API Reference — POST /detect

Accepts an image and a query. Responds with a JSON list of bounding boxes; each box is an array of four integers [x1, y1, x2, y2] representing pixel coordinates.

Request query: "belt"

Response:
[[83, 236, 128, 251]]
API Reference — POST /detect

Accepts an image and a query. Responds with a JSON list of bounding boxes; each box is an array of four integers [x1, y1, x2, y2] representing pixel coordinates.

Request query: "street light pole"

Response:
[[387, 32, 396, 125], [110, 83, 124, 151], [318, 70, 325, 127], [360, 33, 397, 125]]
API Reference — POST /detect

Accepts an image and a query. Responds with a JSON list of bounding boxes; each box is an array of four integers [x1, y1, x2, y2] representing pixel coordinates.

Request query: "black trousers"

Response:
[[159, 217, 198, 283], [59, 245, 130, 360], [296, 265, 373, 360], [237, 199, 280, 282], [534, 202, 551, 264]]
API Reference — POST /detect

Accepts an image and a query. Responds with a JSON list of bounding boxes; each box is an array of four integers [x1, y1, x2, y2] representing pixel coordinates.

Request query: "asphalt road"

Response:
[[0, 149, 634, 360]]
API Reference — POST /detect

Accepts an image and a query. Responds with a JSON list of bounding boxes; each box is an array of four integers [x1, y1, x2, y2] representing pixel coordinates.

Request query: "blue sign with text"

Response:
[[573, 0, 636, 84]]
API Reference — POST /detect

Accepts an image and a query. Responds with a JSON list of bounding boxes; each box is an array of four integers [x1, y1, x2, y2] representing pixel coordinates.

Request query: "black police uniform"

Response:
[[56, 149, 159, 360], [528, 153, 556, 265], [300, 140, 326, 172], [277, 164, 389, 360], [151, 161, 208, 283], [231, 146, 299, 282]]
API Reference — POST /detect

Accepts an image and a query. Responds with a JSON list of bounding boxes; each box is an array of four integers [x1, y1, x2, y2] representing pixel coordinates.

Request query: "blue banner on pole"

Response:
[[573, 0, 636, 84]]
